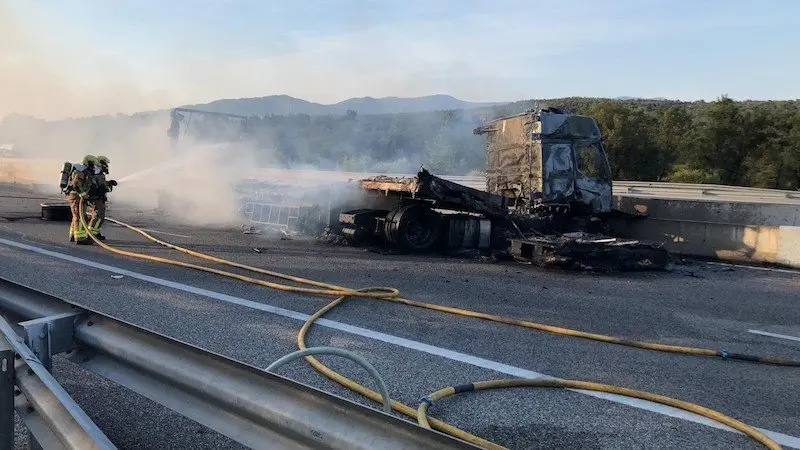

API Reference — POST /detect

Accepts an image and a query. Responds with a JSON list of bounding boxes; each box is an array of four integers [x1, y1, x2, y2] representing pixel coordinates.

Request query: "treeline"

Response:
[[537, 96, 800, 189]]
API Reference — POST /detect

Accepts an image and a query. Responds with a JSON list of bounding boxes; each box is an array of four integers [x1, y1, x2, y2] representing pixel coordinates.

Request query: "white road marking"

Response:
[[748, 329, 800, 343], [1, 237, 798, 449], [706, 261, 800, 275]]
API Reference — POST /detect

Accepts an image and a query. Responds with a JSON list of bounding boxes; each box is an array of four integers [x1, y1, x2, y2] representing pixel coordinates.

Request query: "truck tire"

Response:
[[384, 204, 441, 252], [40, 203, 72, 222]]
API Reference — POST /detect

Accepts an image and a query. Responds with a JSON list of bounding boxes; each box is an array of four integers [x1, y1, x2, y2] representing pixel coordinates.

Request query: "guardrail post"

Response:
[[19, 312, 80, 373], [27, 432, 42, 450], [0, 336, 14, 450], [17, 312, 81, 450]]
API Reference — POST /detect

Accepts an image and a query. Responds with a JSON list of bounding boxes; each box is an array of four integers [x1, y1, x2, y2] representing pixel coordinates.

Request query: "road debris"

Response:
[[242, 226, 262, 235]]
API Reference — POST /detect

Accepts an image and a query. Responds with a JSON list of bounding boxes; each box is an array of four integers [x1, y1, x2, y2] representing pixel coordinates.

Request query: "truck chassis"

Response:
[[333, 169, 669, 271]]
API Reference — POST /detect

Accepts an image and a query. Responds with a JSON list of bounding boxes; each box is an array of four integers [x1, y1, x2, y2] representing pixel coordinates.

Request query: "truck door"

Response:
[[573, 142, 613, 213], [541, 142, 576, 203]]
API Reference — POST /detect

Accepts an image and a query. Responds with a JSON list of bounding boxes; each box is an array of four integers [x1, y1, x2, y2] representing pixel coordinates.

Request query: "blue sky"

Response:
[[2, 0, 799, 119]]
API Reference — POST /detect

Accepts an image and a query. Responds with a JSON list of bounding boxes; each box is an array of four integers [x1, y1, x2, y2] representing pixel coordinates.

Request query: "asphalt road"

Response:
[[1, 193, 799, 449]]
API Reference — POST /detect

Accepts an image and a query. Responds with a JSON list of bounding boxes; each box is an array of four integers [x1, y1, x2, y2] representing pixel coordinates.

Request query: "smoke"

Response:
[[113, 140, 264, 228], [0, 110, 284, 227]]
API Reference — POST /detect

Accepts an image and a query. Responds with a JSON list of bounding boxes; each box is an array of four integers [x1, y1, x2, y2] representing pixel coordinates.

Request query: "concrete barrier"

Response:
[[614, 197, 800, 268], [615, 196, 800, 227]]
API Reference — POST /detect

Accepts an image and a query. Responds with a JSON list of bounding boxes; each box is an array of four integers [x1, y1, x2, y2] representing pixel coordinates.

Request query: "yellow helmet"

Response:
[[96, 155, 110, 166], [82, 155, 98, 166]]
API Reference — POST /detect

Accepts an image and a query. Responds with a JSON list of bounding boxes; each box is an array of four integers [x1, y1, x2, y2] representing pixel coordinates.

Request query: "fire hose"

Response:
[[267, 346, 392, 413], [99, 211, 800, 367], [74, 200, 784, 449], [417, 379, 781, 450]]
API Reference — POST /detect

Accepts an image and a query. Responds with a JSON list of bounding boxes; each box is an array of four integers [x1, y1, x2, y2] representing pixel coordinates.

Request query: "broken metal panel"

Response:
[[540, 114, 602, 140], [509, 233, 669, 271], [416, 169, 511, 217], [541, 142, 575, 203], [575, 177, 613, 213], [359, 177, 419, 194], [242, 201, 325, 234], [445, 215, 493, 250], [358, 169, 511, 217], [484, 113, 535, 202]]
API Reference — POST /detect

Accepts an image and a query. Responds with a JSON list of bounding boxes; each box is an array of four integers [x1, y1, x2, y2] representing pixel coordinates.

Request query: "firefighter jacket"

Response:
[[67, 164, 92, 197], [88, 167, 110, 200]]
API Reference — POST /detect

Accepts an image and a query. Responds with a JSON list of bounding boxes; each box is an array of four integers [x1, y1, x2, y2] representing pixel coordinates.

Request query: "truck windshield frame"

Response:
[[573, 140, 611, 182]]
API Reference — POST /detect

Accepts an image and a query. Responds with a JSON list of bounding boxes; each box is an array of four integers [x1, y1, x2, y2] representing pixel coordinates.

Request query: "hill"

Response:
[[333, 95, 504, 115], [182, 94, 503, 116]]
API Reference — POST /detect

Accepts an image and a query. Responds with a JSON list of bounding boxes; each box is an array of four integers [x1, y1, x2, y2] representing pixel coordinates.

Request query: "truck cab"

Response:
[[474, 108, 612, 216]]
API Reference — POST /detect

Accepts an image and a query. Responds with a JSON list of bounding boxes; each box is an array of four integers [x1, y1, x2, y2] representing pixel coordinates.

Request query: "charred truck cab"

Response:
[[477, 107, 613, 217], [335, 108, 668, 270]]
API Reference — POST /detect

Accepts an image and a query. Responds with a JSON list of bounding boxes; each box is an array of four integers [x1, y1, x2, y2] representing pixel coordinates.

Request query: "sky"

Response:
[[2, 0, 799, 120]]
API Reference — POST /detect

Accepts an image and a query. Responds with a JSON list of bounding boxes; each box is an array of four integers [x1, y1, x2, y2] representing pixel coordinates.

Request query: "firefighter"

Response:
[[87, 155, 117, 241], [66, 155, 97, 245]]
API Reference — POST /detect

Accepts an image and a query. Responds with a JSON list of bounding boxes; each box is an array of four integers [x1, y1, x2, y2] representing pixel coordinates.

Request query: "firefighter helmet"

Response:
[[96, 155, 110, 166], [82, 155, 98, 166]]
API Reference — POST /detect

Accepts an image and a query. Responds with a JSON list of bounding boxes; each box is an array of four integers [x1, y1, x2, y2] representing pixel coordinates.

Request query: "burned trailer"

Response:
[[338, 168, 513, 252]]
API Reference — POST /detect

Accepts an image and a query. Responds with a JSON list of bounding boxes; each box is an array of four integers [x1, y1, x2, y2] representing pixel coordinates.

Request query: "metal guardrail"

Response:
[[0, 277, 476, 450], [0, 315, 115, 450]]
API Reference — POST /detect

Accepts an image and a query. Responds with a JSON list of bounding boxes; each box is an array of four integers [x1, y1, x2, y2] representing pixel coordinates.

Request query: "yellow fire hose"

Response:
[[101, 213, 800, 368], [417, 379, 781, 450], [73, 202, 783, 449]]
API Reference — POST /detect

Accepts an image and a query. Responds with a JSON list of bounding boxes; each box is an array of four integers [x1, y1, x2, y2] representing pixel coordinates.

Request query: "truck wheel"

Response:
[[385, 204, 441, 252], [40, 203, 72, 222]]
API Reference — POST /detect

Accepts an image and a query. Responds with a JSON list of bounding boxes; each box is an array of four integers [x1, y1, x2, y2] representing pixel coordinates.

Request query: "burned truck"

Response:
[[335, 108, 668, 270], [478, 107, 612, 217]]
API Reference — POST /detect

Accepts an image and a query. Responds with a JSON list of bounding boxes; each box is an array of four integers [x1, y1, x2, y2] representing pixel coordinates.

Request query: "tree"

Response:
[[686, 96, 753, 185], [786, 113, 800, 189], [656, 105, 693, 179], [583, 101, 662, 181]]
